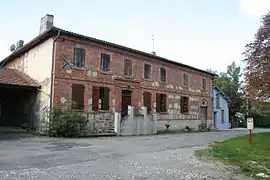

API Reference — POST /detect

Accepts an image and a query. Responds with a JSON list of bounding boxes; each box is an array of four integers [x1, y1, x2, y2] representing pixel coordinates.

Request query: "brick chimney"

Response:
[[39, 14, 54, 34]]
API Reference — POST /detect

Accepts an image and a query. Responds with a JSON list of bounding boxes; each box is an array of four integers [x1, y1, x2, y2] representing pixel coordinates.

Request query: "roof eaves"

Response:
[[54, 27, 215, 77], [0, 28, 56, 66], [213, 85, 231, 103]]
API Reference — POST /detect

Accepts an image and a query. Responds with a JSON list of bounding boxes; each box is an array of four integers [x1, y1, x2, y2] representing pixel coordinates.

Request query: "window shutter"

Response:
[[92, 86, 99, 111]]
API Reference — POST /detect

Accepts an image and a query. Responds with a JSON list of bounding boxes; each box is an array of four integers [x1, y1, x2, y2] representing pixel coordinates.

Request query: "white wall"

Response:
[[5, 38, 54, 127]]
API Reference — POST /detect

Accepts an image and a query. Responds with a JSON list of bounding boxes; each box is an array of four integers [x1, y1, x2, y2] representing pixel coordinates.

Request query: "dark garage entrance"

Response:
[[0, 68, 41, 130]]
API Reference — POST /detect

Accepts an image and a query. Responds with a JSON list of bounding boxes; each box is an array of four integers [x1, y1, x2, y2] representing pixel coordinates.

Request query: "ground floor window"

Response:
[[181, 96, 189, 113], [71, 84, 85, 110], [92, 86, 110, 111], [156, 93, 166, 112], [221, 110, 225, 124]]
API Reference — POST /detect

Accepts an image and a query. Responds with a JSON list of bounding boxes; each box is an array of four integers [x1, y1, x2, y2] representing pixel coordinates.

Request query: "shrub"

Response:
[[47, 104, 88, 137]]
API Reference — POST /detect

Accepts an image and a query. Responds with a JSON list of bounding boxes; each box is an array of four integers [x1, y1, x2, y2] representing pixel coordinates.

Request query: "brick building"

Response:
[[0, 15, 215, 133]]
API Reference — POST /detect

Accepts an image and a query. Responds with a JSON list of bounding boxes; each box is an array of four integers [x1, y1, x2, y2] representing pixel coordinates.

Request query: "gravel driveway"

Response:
[[0, 129, 269, 180]]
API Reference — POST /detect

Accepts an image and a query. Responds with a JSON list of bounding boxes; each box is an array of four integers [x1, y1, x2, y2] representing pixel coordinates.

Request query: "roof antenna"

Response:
[[151, 33, 156, 55]]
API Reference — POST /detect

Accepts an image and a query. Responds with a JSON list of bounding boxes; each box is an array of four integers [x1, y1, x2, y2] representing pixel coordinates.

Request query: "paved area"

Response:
[[0, 129, 269, 180]]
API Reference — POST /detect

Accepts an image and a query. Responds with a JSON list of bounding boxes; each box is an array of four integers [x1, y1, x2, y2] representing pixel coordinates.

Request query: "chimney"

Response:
[[39, 14, 54, 34], [151, 51, 156, 55], [16, 40, 24, 49]]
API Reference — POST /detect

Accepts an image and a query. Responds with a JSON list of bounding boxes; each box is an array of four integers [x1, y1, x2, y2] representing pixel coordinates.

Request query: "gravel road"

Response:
[[0, 129, 268, 180]]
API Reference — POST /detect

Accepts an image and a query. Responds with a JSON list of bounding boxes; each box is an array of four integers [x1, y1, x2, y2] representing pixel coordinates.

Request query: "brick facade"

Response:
[[52, 34, 214, 121]]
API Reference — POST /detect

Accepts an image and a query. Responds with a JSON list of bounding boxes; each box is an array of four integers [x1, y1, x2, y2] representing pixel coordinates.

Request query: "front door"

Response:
[[121, 90, 132, 117], [199, 106, 207, 124]]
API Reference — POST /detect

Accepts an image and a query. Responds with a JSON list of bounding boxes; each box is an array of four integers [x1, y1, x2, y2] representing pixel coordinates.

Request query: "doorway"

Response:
[[143, 92, 151, 113], [199, 106, 207, 124], [121, 90, 132, 117]]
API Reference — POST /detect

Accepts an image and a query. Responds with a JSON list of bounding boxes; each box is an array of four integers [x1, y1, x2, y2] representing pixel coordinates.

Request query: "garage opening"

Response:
[[0, 68, 41, 130]]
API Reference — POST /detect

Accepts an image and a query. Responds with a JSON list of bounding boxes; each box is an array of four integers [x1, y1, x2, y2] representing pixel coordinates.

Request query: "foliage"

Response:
[[243, 11, 270, 112], [207, 62, 245, 122], [196, 133, 270, 179], [48, 104, 88, 137], [212, 133, 270, 179]]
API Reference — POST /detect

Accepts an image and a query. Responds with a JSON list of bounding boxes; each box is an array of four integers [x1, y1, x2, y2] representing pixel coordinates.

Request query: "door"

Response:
[[199, 106, 207, 124], [121, 90, 132, 117], [143, 92, 151, 113]]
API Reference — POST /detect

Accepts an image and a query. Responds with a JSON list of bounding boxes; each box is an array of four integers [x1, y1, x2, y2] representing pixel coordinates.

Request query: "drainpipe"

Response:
[[49, 30, 61, 116]]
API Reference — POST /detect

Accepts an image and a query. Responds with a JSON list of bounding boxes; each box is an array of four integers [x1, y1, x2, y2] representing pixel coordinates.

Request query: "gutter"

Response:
[[49, 30, 61, 116]]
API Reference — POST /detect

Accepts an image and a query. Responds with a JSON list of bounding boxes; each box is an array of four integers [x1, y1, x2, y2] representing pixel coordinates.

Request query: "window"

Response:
[[74, 48, 85, 68], [216, 94, 220, 108], [92, 86, 110, 111], [160, 67, 166, 82], [202, 78, 207, 90], [180, 96, 189, 113], [183, 73, 188, 86], [156, 93, 166, 112], [101, 53, 110, 72], [144, 64, 151, 79], [124, 59, 133, 76], [72, 84, 85, 110], [221, 110, 225, 124]]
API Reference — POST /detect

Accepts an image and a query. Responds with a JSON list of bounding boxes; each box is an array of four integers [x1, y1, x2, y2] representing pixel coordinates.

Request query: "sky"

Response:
[[0, 0, 269, 73]]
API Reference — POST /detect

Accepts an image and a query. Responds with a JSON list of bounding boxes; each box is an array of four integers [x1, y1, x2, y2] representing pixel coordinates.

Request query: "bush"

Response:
[[47, 104, 88, 137]]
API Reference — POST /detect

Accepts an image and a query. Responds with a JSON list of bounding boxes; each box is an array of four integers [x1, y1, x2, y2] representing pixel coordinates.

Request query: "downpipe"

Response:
[[49, 30, 61, 117]]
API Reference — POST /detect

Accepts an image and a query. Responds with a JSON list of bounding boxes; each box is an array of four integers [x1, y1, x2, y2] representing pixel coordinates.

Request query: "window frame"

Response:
[[202, 78, 207, 91], [156, 93, 167, 113], [183, 73, 189, 86], [144, 63, 152, 80], [180, 96, 189, 114], [100, 53, 110, 72], [160, 67, 166, 83], [73, 47, 85, 68], [124, 58, 133, 76]]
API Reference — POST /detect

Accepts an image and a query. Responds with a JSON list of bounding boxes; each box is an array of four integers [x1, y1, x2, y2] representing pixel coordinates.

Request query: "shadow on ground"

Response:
[[0, 126, 34, 140]]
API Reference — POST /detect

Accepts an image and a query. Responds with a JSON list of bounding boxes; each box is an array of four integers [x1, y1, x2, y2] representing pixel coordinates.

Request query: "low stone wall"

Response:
[[157, 119, 213, 133], [82, 111, 115, 135]]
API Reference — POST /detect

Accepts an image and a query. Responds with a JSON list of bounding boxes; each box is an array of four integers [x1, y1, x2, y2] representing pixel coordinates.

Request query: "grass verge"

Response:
[[195, 132, 270, 179]]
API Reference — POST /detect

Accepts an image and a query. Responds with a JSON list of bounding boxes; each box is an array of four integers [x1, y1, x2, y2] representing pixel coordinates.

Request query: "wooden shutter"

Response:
[[72, 84, 85, 110], [92, 86, 99, 111], [156, 93, 161, 112]]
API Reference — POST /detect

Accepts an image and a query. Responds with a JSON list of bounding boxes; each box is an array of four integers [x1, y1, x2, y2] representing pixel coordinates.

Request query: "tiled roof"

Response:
[[0, 68, 41, 88], [0, 27, 216, 77]]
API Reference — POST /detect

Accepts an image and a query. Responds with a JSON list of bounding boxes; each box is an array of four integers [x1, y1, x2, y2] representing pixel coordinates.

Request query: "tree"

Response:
[[243, 11, 270, 113], [207, 62, 245, 123]]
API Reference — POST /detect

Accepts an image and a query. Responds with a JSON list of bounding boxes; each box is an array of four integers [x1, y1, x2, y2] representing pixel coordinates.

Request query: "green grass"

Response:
[[196, 132, 270, 179]]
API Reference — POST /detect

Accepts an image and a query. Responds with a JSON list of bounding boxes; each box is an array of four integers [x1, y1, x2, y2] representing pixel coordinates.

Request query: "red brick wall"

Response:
[[53, 35, 213, 119]]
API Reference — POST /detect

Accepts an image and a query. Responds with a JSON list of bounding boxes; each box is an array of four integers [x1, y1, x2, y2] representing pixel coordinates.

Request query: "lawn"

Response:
[[196, 132, 270, 179]]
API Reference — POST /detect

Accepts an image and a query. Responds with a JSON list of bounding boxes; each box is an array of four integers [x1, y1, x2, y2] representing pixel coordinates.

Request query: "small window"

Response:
[[72, 84, 85, 110], [144, 64, 151, 79], [160, 67, 166, 82], [221, 110, 225, 124], [216, 94, 220, 108], [92, 86, 110, 111], [180, 96, 189, 113], [156, 93, 166, 112], [183, 73, 188, 86], [74, 48, 85, 68], [124, 59, 133, 76], [202, 78, 207, 90], [101, 53, 110, 72]]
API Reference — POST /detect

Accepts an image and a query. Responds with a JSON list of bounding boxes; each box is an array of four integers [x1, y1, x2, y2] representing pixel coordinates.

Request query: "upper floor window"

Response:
[[202, 78, 207, 90], [216, 93, 220, 109], [101, 53, 110, 72], [160, 67, 166, 82], [183, 73, 189, 86], [124, 59, 132, 76], [144, 64, 151, 79], [74, 48, 85, 68]]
